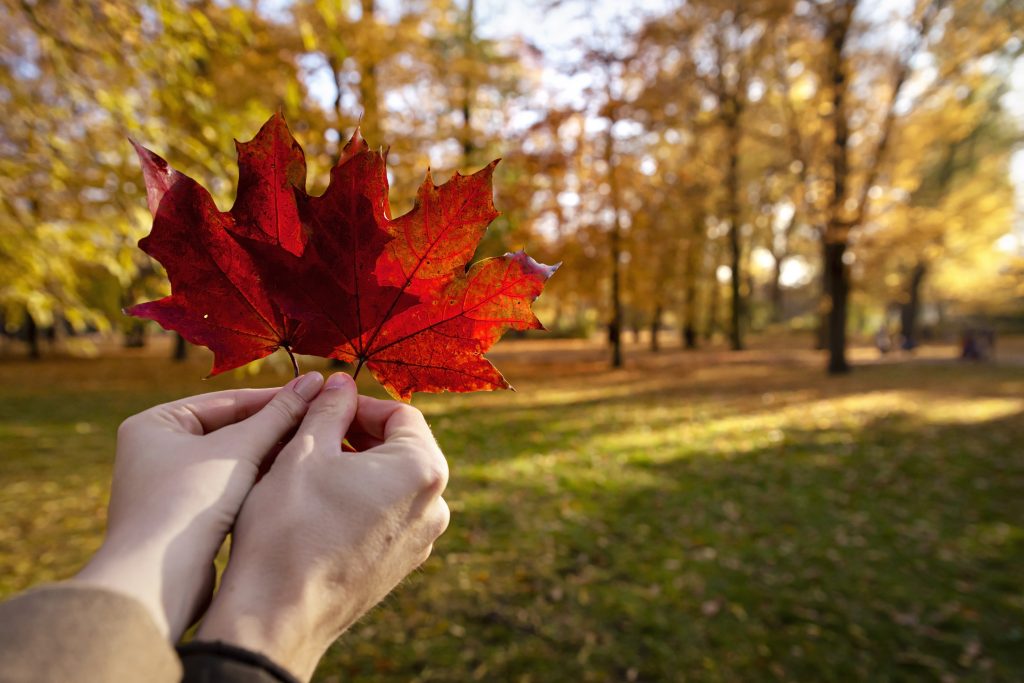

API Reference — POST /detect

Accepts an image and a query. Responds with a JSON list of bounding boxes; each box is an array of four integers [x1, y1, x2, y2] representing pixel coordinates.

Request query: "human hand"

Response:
[[73, 372, 327, 640], [196, 373, 450, 682]]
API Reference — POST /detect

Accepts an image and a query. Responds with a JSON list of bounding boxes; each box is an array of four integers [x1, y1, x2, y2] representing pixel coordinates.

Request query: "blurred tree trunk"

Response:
[[461, 0, 476, 167], [899, 261, 927, 349], [705, 277, 720, 343], [25, 312, 40, 360], [815, 240, 829, 351], [723, 92, 744, 350], [822, 3, 854, 374], [173, 333, 187, 362], [605, 115, 624, 368], [770, 255, 784, 323], [328, 54, 345, 133], [357, 0, 381, 143], [123, 321, 147, 348], [650, 304, 662, 352], [682, 224, 703, 350], [683, 284, 699, 349], [824, 241, 849, 373]]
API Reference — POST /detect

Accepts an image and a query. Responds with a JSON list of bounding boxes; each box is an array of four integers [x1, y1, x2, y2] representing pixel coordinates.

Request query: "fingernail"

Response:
[[324, 372, 354, 391], [293, 372, 324, 401]]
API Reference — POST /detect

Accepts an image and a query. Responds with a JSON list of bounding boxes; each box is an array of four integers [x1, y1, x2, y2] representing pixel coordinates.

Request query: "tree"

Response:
[[1, 0, 319, 357], [859, 79, 1021, 338], [806, 0, 1017, 373]]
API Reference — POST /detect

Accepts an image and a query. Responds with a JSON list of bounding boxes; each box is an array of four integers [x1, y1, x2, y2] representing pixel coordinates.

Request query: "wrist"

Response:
[[196, 572, 343, 682], [73, 532, 214, 640], [72, 542, 172, 637], [197, 602, 327, 681]]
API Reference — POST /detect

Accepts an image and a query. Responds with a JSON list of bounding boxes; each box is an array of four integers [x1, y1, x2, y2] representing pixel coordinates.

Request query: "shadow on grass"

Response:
[[322, 409, 1024, 683], [2, 350, 1022, 681]]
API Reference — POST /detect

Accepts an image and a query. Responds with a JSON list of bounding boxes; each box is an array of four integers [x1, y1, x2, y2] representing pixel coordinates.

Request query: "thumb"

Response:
[[214, 372, 324, 457], [292, 372, 358, 453]]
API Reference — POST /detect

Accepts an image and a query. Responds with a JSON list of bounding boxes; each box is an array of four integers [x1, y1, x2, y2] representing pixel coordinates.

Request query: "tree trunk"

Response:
[[173, 333, 187, 362], [683, 282, 699, 349], [724, 96, 744, 351], [705, 278, 719, 343], [824, 241, 850, 374], [461, 0, 476, 168], [25, 312, 40, 360], [899, 261, 927, 350], [328, 55, 344, 136], [823, 3, 854, 374], [815, 237, 831, 350], [649, 304, 662, 352], [682, 230, 702, 350], [124, 320, 146, 348], [770, 254, 784, 323], [815, 240, 829, 351], [605, 123, 624, 368], [683, 322, 698, 350], [359, 0, 380, 139]]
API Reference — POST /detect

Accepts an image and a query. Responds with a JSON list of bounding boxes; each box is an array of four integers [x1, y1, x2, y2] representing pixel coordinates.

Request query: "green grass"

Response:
[[1, 340, 1023, 682]]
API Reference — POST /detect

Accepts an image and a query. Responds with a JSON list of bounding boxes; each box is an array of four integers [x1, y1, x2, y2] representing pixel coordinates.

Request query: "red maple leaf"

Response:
[[126, 115, 308, 376], [128, 113, 557, 400]]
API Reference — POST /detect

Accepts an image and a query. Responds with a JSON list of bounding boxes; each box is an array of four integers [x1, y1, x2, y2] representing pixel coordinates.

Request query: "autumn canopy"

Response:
[[127, 113, 557, 400]]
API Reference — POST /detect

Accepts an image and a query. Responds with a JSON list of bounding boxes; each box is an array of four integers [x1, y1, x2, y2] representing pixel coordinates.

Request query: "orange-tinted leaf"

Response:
[[365, 251, 558, 400]]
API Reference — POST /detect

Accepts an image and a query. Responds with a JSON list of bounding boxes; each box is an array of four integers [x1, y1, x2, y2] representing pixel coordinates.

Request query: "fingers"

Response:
[[348, 397, 446, 494], [292, 373, 358, 452], [213, 372, 324, 454], [344, 396, 402, 449], [348, 396, 404, 443], [155, 387, 280, 435], [348, 395, 434, 445]]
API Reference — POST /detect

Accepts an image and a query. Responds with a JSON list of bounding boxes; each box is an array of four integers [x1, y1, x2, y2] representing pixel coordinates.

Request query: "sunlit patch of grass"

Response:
[[2, 339, 1023, 681]]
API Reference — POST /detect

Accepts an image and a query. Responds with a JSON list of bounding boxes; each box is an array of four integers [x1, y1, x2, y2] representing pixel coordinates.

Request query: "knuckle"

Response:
[[313, 391, 350, 415], [397, 403, 430, 430], [415, 454, 449, 495], [116, 414, 140, 438], [418, 543, 435, 566], [430, 499, 451, 539], [266, 394, 302, 423], [395, 403, 423, 420]]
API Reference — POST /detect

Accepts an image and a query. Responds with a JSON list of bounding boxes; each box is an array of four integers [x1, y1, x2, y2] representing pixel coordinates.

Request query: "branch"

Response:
[[849, 0, 944, 230]]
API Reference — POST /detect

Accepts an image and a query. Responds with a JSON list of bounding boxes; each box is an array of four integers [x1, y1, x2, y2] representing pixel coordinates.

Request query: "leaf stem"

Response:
[[353, 358, 365, 379], [285, 346, 300, 378]]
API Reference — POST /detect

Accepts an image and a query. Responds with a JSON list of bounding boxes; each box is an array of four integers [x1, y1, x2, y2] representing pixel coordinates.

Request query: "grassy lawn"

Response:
[[1, 339, 1022, 681]]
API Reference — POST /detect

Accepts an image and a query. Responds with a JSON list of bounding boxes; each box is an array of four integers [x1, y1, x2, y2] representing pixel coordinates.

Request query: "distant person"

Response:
[[961, 329, 979, 359], [875, 325, 892, 355], [960, 328, 995, 361], [0, 372, 450, 683]]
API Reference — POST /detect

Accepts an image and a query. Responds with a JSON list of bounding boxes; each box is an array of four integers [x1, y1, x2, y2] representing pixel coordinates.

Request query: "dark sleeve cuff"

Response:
[[177, 640, 301, 683]]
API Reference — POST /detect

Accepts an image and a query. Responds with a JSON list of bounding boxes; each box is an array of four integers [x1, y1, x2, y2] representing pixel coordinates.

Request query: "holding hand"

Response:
[[73, 372, 327, 639], [197, 373, 450, 682]]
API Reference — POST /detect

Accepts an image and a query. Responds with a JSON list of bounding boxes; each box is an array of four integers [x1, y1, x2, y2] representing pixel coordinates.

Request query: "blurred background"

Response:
[[1, 1, 1023, 681]]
